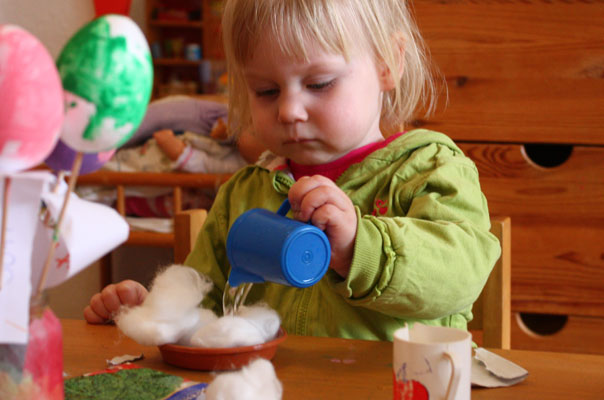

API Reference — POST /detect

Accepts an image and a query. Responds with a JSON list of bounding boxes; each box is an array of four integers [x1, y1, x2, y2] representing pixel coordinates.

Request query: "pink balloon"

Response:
[[0, 25, 64, 173]]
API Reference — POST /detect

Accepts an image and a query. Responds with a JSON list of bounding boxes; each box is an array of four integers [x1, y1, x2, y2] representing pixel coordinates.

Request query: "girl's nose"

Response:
[[277, 93, 308, 124]]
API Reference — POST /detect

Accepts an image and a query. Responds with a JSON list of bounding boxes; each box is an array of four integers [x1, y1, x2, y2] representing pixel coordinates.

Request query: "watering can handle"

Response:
[[276, 199, 291, 216]]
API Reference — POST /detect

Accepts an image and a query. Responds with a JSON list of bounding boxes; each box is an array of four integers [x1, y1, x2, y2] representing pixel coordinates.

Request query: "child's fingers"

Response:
[[99, 284, 123, 315], [86, 292, 112, 323], [289, 175, 336, 218], [115, 280, 148, 307], [290, 177, 352, 223], [303, 185, 351, 216], [83, 304, 106, 324], [307, 202, 346, 231], [84, 281, 148, 324]]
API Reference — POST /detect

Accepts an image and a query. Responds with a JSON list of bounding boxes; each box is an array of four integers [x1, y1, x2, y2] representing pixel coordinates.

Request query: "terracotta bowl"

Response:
[[158, 327, 287, 371]]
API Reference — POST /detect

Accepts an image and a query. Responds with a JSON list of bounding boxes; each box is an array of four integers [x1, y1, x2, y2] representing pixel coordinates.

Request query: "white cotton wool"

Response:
[[189, 305, 280, 348], [189, 316, 264, 348], [204, 358, 283, 400], [114, 305, 191, 346], [237, 304, 281, 339], [177, 308, 218, 346], [143, 264, 213, 318], [115, 264, 215, 346]]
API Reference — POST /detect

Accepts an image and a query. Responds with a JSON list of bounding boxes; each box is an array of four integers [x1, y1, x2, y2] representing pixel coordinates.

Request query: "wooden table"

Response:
[[62, 319, 604, 399]]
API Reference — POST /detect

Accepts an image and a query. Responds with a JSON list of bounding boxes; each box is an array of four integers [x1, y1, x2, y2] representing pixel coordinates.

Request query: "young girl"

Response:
[[85, 0, 501, 341]]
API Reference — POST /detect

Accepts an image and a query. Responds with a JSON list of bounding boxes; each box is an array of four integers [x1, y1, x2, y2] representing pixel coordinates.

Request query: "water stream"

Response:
[[222, 281, 253, 316]]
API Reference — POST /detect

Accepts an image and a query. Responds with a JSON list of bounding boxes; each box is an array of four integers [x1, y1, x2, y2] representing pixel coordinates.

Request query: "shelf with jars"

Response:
[[145, 0, 225, 98]]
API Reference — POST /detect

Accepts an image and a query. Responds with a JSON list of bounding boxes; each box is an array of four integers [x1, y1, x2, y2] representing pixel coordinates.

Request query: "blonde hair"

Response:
[[221, 0, 439, 136]]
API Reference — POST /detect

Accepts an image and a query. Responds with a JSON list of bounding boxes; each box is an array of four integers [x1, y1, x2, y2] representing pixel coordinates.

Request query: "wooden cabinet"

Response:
[[414, 1, 604, 354], [145, 0, 224, 98]]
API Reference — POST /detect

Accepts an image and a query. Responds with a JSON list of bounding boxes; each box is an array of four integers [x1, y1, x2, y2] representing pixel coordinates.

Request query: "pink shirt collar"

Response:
[[288, 132, 404, 181]]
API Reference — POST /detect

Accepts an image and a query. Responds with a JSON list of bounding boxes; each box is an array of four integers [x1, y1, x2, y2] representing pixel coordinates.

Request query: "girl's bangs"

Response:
[[234, 2, 354, 64]]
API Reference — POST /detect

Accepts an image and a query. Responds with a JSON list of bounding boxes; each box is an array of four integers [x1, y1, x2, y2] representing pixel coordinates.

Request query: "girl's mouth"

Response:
[[284, 138, 313, 144]]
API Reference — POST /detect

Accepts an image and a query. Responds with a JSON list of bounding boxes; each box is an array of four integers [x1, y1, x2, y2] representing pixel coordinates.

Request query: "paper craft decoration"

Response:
[[56, 14, 153, 153], [0, 171, 129, 344], [0, 172, 49, 344], [31, 177, 129, 289], [44, 139, 115, 175], [0, 25, 63, 173]]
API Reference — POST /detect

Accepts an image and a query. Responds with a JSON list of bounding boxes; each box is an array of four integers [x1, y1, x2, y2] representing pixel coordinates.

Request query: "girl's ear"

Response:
[[378, 33, 406, 91]]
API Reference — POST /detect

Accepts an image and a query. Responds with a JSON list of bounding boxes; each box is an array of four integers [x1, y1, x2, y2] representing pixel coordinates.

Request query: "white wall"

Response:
[[0, 0, 147, 318], [0, 0, 146, 58]]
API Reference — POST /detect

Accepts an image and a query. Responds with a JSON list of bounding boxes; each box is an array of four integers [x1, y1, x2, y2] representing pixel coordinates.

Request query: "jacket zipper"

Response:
[[296, 285, 314, 335]]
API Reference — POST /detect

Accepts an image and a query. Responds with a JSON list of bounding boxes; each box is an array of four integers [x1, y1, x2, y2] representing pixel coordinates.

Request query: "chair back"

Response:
[[468, 216, 511, 349], [174, 209, 207, 264]]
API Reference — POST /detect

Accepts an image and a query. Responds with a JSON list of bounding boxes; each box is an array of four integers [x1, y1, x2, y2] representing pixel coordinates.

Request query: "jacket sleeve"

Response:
[[329, 147, 501, 320], [183, 185, 231, 316]]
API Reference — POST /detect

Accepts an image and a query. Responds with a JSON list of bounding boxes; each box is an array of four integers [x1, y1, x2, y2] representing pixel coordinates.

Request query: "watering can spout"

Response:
[[227, 268, 265, 287]]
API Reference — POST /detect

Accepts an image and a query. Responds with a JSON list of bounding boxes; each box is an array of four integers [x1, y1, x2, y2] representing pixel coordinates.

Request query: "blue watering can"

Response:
[[226, 199, 331, 288]]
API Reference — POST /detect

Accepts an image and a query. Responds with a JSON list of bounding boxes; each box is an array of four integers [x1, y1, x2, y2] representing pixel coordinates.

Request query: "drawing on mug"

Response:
[[393, 360, 431, 400], [393, 377, 429, 400]]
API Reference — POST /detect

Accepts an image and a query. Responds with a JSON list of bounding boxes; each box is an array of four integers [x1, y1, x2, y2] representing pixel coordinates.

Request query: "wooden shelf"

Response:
[[153, 58, 203, 66], [149, 20, 203, 28], [146, 0, 225, 97], [126, 231, 174, 248]]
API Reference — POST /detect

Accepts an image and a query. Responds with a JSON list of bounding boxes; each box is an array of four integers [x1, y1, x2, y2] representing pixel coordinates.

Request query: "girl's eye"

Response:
[[307, 80, 335, 91], [255, 88, 279, 97]]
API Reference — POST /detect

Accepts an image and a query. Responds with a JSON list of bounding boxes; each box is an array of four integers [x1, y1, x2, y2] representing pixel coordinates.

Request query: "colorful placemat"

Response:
[[64, 364, 207, 400]]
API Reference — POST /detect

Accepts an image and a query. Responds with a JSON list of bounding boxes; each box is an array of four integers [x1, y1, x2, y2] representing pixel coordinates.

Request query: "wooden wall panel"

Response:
[[420, 1, 604, 352], [414, 1, 604, 79], [416, 79, 604, 145], [457, 143, 604, 316], [412, 0, 604, 145], [511, 217, 604, 316], [512, 313, 604, 355], [458, 144, 604, 217]]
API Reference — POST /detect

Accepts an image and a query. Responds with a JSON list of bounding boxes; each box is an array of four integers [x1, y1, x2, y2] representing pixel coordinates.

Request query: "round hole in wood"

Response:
[[517, 312, 568, 336], [522, 144, 573, 168]]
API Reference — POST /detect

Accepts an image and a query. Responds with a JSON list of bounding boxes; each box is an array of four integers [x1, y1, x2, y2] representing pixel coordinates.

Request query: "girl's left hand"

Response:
[[288, 175, 357, 278]]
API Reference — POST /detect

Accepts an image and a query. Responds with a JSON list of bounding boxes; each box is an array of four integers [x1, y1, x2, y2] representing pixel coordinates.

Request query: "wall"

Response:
[[0, 0, 147, 318], [0, 1, 146, 57]]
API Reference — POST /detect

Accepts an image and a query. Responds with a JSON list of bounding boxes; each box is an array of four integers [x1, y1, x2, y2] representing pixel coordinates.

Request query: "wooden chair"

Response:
[[468, 216, 512, 349], [173, 209, 208, 264], [173, 210, 511, 348]]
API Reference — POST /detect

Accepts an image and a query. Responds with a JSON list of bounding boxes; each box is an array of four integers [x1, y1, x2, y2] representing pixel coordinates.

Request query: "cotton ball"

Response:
[[205, 358, 282, 400], [115, 264, 213, 345], [144, 264, 212, 319], [190, 315, 265, 348], [177, 308, 218, 346], [115, 305, 189, 346], [237, 305, 281, 340], [190, 305, 281, 348]]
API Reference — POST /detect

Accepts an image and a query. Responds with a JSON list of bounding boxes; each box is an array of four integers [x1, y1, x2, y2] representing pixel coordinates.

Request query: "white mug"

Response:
[[392, 323, 471, 400]]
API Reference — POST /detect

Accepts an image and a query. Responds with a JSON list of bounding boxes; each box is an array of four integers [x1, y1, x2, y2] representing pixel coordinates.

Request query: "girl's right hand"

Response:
[[83, 280, 148, 324]]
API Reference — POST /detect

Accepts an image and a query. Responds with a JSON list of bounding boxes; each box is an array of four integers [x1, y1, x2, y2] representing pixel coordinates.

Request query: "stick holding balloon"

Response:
[[34, 14, 153, 296], [0, 177, 10, 290], [0, 24, 64, 291], [35, 152, 83, 295]]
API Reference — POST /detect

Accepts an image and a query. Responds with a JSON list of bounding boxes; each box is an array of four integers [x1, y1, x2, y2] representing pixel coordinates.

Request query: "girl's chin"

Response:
[[278, 145, 343, 165], [288, 154, 339, 166]]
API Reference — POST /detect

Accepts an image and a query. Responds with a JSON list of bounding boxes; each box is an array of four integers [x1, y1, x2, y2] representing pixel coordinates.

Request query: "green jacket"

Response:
[[185, 129, 501, 341]]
